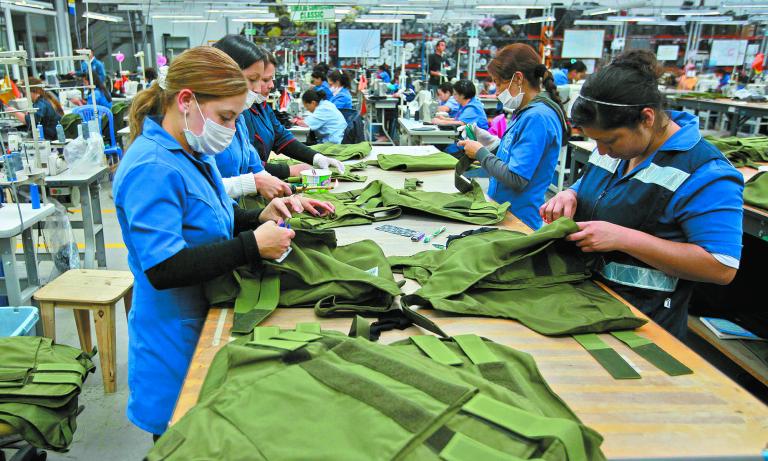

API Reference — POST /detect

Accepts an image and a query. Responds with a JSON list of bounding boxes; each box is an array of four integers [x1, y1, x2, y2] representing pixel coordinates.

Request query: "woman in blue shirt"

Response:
[[81, 73, 112, 109], [458, 44, 568, 230], [540, 50, 743, 338], [294, 88, 347, 144], [327, 69, 354, 110], [433, 79, 489, 129], [310, 69, 332, 99], [114, 46, 333, 438], [377, 64, 392, 84], [10, 77, 62, 140]]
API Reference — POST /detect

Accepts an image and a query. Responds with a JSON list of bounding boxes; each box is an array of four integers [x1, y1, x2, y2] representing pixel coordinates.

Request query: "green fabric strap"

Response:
[[462, 393, 588, 461], [232, 273, 281, 334], [275, 331, 322, 342], [247, 338, 308, 351], [453, 335, 498, 365], [296, 322, 321, 334], [611, 331, 693, 376], [411, 335, 463, 366], [252, 326, 280, 340], [31, 373, 83, 387], [573, 334, 641, 380], [35, 363, 87, 375], [348, 315, 371, 340], [0, 368, 28, 382], [440, 432, 527, 461], [233, 272, 260, 314]]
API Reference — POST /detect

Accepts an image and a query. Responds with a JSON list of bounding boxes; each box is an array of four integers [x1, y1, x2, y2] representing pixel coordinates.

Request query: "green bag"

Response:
[[368, 152, 459, 171], [0, 336, 95, 451], [393, 218, 647, 336], [744, 171, 768, 210], [313, 141, 372, 161], [148, 326, 606, 461]]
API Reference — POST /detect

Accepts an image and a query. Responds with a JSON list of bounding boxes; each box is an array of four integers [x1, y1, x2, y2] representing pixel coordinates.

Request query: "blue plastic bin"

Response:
[[0, 306, 40, 337]]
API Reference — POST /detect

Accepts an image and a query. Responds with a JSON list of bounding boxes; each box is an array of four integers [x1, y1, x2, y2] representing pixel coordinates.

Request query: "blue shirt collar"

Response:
[[142, 116, 186, 152], [657, 110, 701, 152]]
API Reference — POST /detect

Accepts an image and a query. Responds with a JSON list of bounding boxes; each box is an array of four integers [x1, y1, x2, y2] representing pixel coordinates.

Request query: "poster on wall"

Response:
[[657, 45, 680, 62], [338, 29, 381, 58], [709, 40, 748, 66], [562, 30, 605, 59]]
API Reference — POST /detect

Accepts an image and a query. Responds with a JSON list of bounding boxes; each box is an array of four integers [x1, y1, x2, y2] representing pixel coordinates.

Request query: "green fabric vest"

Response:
[[705, 135, 768, 168], [0, 336, 95, 451], [368, 153, 459, 172], [392, 218, 647, 336], [148, 326, 606, 461], [204, 229, 404, 333], [312, 141, 372, 161], [281, 159, 369, 183], [274, 179, 509, 230], [744, 171, 768, 210]]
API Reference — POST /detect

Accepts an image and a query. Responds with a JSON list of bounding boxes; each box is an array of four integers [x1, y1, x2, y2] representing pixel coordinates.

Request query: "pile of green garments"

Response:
[[744, 171, 768, 210], [283, 160, 368, 183], [256, 179, 509, 229], [313, 141, 372, 161], [705, 136, 768, 168], [675, 92, 729, 100], [148, 324, 607, 461], [392, 218, 647, 336], [368, 152, 459, 172], [205, 229, 405, 334], [0, 336, 95, 451]]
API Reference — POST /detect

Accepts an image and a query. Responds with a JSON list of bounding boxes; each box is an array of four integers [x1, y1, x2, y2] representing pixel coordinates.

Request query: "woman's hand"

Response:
[[253, 221, 295, 259], [289, 163, 312, 177], [565, 221, 628, 253], [254, 174, 292, 200], [457, 140, 483, 159], [540, 189, 578, 224], [295, 195, 335, 217], [259, 195, 335, 223]]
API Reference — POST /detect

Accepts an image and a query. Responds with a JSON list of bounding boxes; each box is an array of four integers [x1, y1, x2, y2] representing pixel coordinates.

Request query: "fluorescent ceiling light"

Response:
[[9, 0, 51, 9], [677, 15, 733, 21], [82, 11, 123, 22], [232, 18, 279, 23], [637, 21, 687, 26], [663, 9, 721, 15], [369, 8, 430, 14], [356, 17, 401, 22], [207, 8, 269, 14], [721, 3, 768, 7], [582, 7, 618, 15], [171, 19, 215, 23], [335, 8, 350, 13], [152, 15, 203, 19], [476, 4, 548, 9], [574, 19, 623, 25], [512, 15, 554, 24], [606, 15, 656, 21]]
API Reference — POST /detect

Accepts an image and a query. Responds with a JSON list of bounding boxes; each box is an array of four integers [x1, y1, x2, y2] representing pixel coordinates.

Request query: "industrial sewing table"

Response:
[[666, 96, 768, 137], [172, 146, 768, 460]]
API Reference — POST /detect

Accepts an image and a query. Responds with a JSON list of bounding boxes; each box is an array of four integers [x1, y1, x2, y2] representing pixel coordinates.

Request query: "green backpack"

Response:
[[148, 324, 606, 461]]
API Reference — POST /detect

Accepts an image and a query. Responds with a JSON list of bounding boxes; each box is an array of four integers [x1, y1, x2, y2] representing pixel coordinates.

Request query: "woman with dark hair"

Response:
[[10, 77, 62, 140], [294, 88, 347, 144], [553, 60, 588, 85], [79, 72, 112, 108], [327, 69, 354, 110], [432, 79, 488, 129], [540, 50, 743, 338], [310, 69, 332, 99], [213, 35, 345, 189], [377, 64, 391, 83], [458, 43, 568, 230]]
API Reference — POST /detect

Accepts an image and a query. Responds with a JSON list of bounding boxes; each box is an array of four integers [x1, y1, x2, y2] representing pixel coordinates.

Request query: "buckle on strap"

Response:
[[600, 262, 678, 293]]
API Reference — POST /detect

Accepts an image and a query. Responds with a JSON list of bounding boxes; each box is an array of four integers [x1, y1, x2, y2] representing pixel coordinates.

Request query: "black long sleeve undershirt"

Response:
[[145, 207, 265, 290], [263, 140, 319, 179]]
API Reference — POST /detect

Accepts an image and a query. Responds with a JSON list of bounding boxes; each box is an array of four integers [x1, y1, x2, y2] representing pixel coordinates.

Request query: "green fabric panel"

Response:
[[35, 363, 87, 375], [31, 373, 82, 388], [453, 335, 499, 365], [463, 393, 588, 461], [396, 219, 645, 336], [609, 331, 652, 348], [0, 368, 28, 382], [573, 335, 641, 380], [611, 332, 693, 376], [744, 171, 768, 210], [705, 135, 768, 168], [252, 326, 280, 340], [572, 333, 611, 351], [372, 153, 459, 172], [247, 338, 308, 351], [233, 273, 261, 314], [411, 335, 464, 366], [404, 177, 424, 191], [440, 432, 525, 461], [275, 331, 322, 342], [348, 315, 371, 340], [296, 322, 322, 334], [231, 273, 280, 334], [312, 141, 372, 161]]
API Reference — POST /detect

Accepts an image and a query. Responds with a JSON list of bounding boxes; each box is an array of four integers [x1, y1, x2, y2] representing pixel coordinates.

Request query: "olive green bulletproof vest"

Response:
[[744, 171, 768, 210], [705, 135, 768, 168], [0, 336, 95, 451], [368, 152, 459, 172], [148, 324, 607, 461], [312, 141, 372, 161]]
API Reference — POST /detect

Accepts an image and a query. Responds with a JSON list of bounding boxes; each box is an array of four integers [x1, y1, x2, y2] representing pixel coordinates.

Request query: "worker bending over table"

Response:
[[293, 88, 348, 144], [459, 44, 568, 231], [540, 50, 743, 338], [113, 46, 334, 439], [9, 77, 63, 141]]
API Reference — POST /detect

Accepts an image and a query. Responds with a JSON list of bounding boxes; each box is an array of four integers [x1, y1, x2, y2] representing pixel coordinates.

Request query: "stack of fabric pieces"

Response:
[[744, 171, 768, 210], [705, 136, 768, 168], [313, 141, 372, 161], [368, 152, 459, 171], [0, 336, 95, 451]]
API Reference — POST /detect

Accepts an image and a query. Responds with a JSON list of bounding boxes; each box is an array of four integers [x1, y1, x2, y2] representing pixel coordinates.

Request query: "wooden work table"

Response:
[[171, 146, 768, 460]]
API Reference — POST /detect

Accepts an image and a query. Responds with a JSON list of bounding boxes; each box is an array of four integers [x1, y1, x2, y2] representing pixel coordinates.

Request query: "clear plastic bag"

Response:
[[42, 198, 80, 281], [63, 133, 105, 174]]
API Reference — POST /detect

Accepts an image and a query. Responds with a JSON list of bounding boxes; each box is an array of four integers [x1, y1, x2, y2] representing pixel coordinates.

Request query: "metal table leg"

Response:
[[78, 184, 96, 269], [0, 237, 22, 306], [89, 181, 106, 268], [20, 227, 39, 289]]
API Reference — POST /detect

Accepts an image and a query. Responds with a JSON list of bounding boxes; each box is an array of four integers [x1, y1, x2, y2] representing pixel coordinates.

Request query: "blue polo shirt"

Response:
[[489, 100, 562, 230], [443, 96, 461, 118], [330, 87, 354, 110], [80, 58, 106, 84], [378, 70, 392, 83], [26, 97, 61, 141], [314, 81, 332, 100], [553, 68, 569, 86], [305, 99, 347, 144], [114, 116, 235, 435], [214, 114, 265, 178], [85, 88, 112, 109], [571, 110, 743, 268], [455, 97, 489, 130]]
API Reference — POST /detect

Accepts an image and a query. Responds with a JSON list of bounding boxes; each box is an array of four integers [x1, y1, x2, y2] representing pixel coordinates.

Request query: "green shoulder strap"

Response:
[[411, 335, 463, 366], [453, 334, 499, 365], [611, 331, 693, 376], [232, 272, 280, 334], [348, 315, 372, 340], [573, 333, 641, 380]]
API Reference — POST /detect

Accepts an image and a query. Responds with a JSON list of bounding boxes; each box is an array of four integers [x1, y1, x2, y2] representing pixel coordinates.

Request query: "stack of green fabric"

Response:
[[705, 136, 768, 168], [282, 160, 369, 183], [393, 217, 647, 336], [282, 179, 509, 229], [368, 152, 459, 171], [744, 171, 768, 210], [148, 325, 607, 461], [677, 92, 729, 100], [313, 141, 372, 161], [0, 336, 95, 451]]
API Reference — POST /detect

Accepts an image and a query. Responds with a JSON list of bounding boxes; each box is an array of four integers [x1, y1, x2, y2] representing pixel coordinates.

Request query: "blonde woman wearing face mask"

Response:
[[114, 46, 334, 439], [458, 44, 568, 230]]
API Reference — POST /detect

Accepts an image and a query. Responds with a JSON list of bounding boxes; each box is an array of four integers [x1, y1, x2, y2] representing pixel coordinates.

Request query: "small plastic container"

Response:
[[0, 306, 40, 337], [300, 168, 332, 194]]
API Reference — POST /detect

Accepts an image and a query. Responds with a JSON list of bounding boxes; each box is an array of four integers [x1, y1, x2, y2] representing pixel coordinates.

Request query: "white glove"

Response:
[[458, 123, 500, 152], [312, 153, 346, 174]]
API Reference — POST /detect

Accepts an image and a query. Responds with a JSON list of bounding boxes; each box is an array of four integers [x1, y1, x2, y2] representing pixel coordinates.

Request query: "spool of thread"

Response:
[[77, 123, 84, 139], [37, 124, 44, 140], [56, 123, 65, 143], [3, 154, 17, 182], [48, 153, 59, 175], [81, 122, 89, 140], [29, 184, 40, 209]]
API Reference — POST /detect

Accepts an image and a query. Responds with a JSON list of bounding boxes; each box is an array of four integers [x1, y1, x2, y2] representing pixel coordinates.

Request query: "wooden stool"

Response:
[[33, 270, 134, 394]]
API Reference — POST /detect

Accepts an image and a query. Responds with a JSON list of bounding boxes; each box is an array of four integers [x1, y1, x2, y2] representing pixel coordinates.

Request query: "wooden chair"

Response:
[[33, 270, 134, 394]]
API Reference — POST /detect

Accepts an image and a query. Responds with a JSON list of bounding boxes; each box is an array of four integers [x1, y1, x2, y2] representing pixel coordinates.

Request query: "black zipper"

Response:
[[590, 189, 608, 220]]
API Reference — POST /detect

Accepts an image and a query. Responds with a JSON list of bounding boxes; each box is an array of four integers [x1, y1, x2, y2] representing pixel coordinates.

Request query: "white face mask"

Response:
[[244, 90, 259, 110], [331, 86, 342, 96], [253, 92, 267, 105], [497, 79, 524, 111], [183, 95, 236, 155]]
